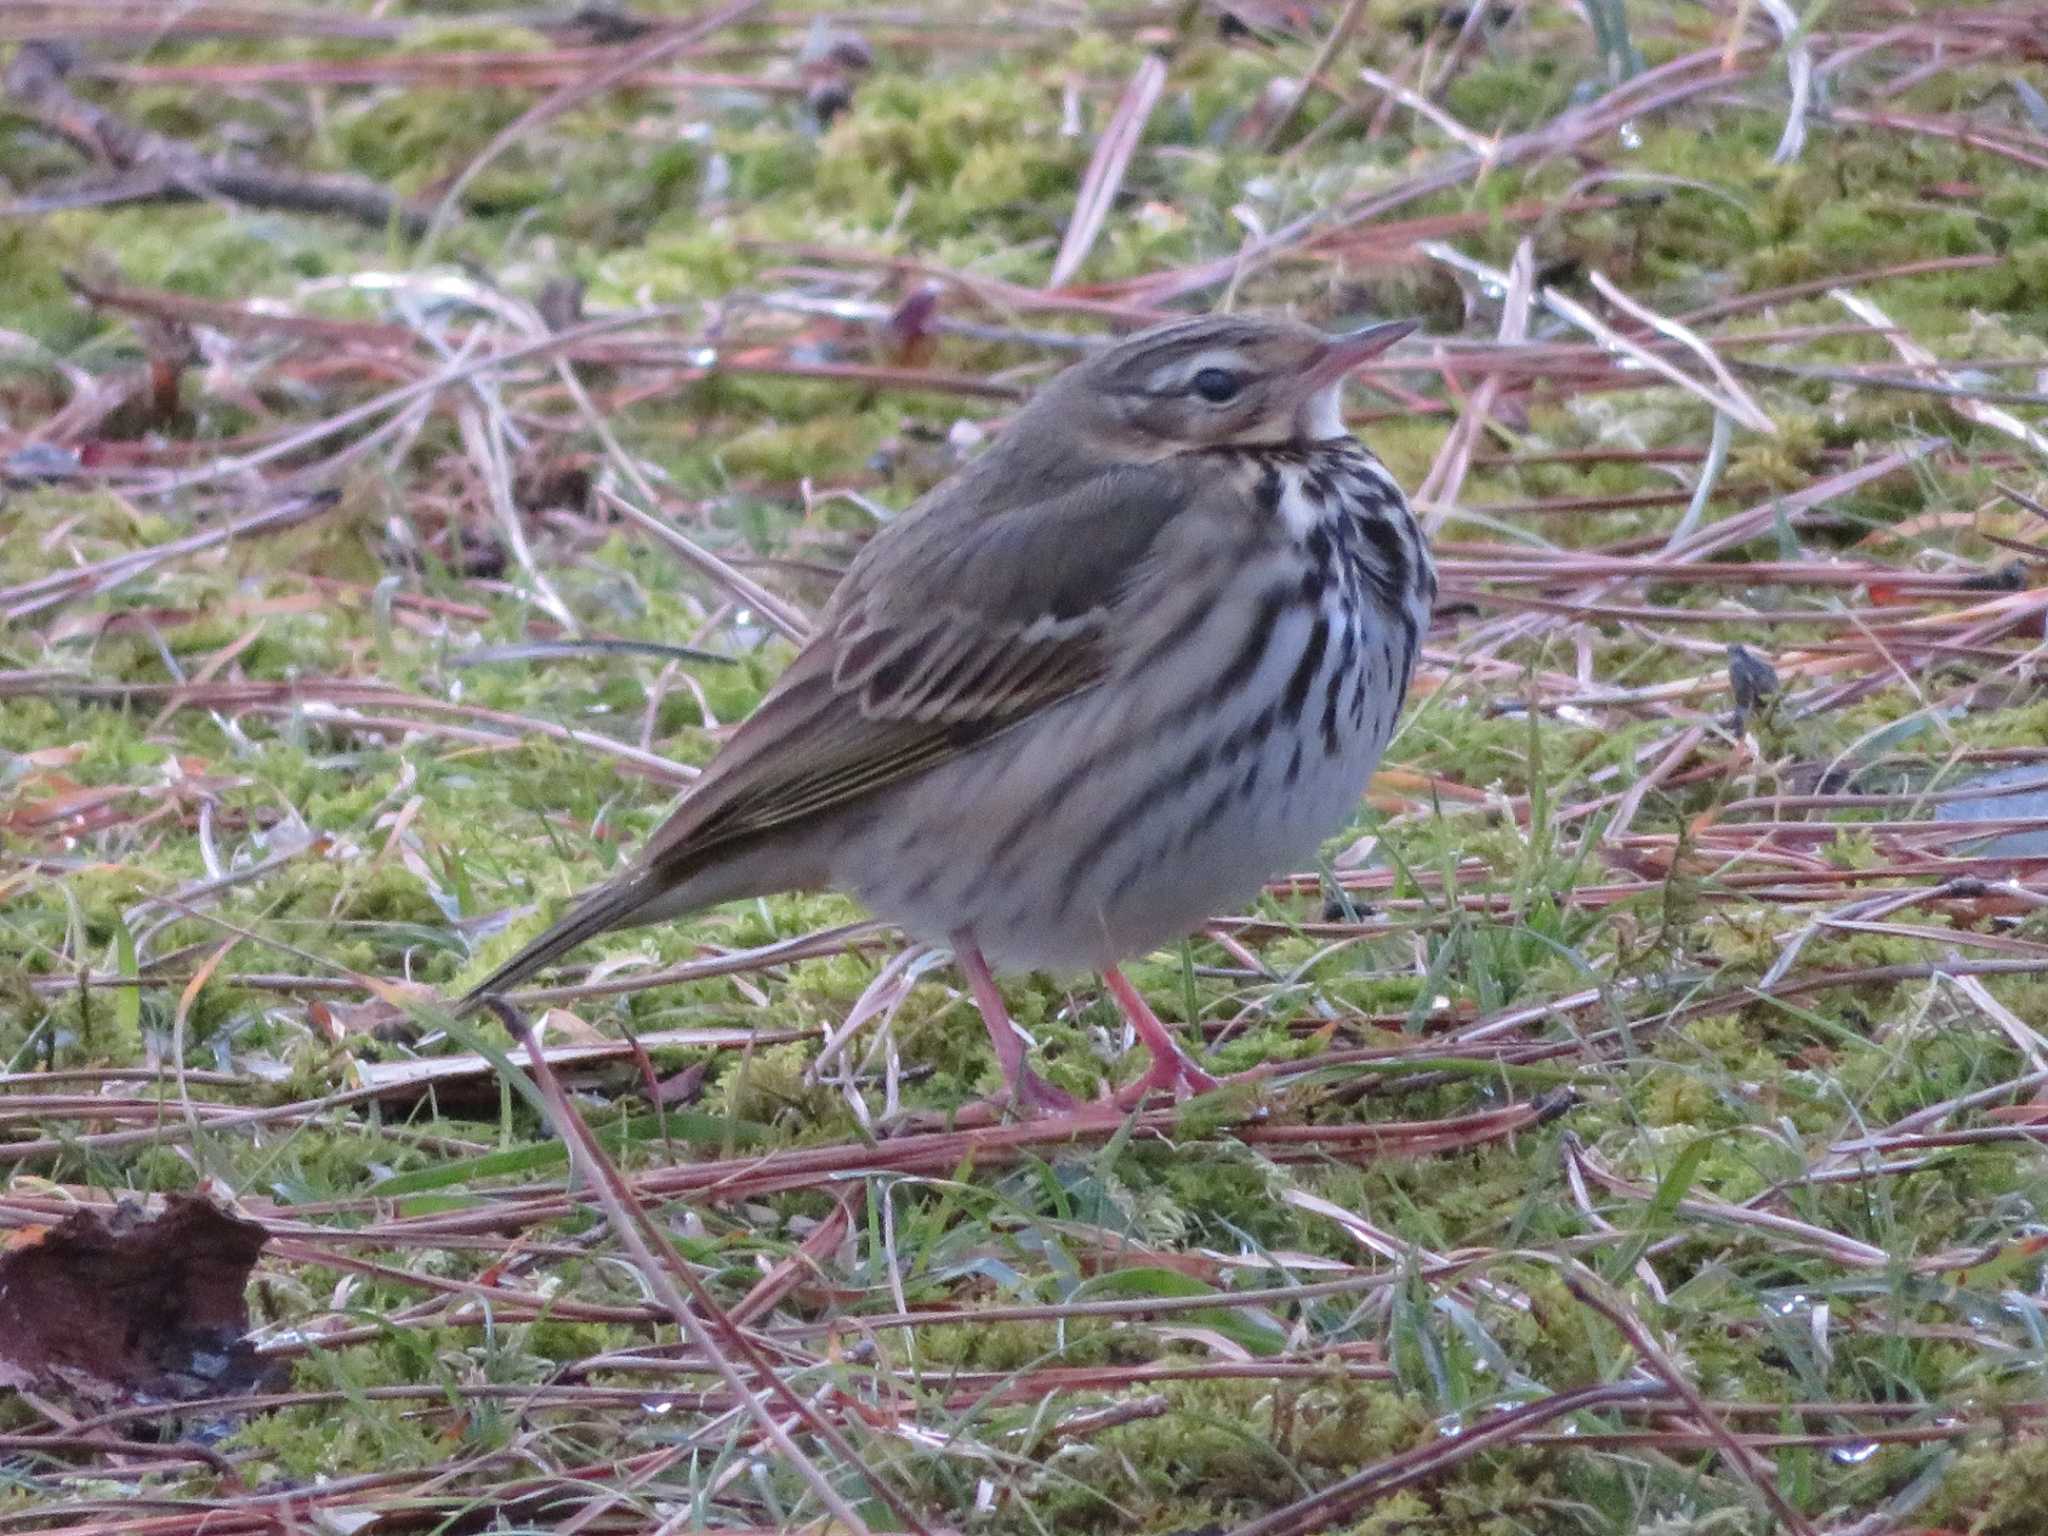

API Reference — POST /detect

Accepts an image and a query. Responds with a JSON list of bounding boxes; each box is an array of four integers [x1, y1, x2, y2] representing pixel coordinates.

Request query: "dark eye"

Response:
[[1191, 367, 1242, 403]]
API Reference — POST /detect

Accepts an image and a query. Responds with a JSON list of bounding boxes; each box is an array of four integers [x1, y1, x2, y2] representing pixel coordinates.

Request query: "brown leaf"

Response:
[[654, 1059, 709, 1106], [309, 995, 419, 1043], [11, 742, 87, 769], [538, 1007, 610, 1047], [0, 1194, 283, 1404]]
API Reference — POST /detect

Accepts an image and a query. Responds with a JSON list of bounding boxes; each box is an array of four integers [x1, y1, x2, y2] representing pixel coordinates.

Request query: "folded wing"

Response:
[[459, 461, 1192, 1003]]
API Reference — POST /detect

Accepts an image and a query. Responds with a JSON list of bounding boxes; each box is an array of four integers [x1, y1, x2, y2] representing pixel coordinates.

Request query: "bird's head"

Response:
[[1032, 313, 1418, 458]]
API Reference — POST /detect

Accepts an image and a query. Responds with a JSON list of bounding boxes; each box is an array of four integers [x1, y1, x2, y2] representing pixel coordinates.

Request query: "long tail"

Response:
[[456, 872, 657, 1014]]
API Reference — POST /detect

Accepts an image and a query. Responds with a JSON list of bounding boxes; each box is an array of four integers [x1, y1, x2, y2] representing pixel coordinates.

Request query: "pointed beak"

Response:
[[1305, 318, 1421, 390]]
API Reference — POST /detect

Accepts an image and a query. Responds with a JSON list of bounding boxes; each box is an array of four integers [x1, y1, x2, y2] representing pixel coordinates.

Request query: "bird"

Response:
[[459, 312, 1435, 1115]]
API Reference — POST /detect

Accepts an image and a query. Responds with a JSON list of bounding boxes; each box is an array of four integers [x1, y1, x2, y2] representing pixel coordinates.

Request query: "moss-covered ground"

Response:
[[4, 1, 2048, 1531]]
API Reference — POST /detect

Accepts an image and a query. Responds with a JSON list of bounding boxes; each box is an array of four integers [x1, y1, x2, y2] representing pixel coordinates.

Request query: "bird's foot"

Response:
[[877, 1069, 1082, 1136], [1007, 1066, 1083, 1117], [1109, 1050, 1220, 1111]]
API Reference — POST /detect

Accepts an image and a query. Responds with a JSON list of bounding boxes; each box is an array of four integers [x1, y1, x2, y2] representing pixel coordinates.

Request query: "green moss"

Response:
[[332, 94, 526, 191], [1922, 1432, 2048, 1533], [0, 223, 91, 349], [717, 415, 888, 484], [814, 71, 1082, 242], [5, 10, 2044, 1528], [393, 22, 553, 55]]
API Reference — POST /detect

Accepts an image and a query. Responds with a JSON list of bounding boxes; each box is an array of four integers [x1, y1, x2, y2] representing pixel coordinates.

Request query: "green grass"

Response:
[[4, 1, 2048, 1532]]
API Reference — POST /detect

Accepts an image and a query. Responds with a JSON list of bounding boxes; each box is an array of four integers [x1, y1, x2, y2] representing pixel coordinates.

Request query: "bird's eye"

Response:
[[1190, 367, 1243, 404]]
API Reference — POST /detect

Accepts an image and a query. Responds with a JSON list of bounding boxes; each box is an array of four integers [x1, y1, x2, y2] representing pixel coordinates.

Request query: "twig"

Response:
[[1355, 64, 1494, 159], [494, 1001, 922, 1536], [1049, 54, 1166, 289], [1257, 0, 1370, 151], [1225, 1380, 1671, 1536], [1415, 237, 1531, 524], [1832, 288, 2048, 456], [1, 491, 343, 624], [1587, 270, 1775, 434], [1, 42, 428, 232], [1562, 1265, 1821, 1536]]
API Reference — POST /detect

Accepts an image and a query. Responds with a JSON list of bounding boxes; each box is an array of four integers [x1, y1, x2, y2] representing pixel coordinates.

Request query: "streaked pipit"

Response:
[[462, 313, 1434, 1114]]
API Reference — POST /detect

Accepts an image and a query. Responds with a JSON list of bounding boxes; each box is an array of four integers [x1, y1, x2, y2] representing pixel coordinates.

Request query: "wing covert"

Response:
[[635, 460, 1194, 872]]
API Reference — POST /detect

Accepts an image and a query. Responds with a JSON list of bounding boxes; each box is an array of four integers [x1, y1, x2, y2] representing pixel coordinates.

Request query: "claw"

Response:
[[1010, 1066, 1082, 1117]]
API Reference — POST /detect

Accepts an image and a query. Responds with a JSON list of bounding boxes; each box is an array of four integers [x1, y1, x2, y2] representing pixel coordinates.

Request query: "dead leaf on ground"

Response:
[[0, 1193, 282, 1405]]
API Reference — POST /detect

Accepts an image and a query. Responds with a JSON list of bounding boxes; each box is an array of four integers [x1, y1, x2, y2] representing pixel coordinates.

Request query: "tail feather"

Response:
[[457, 874, 655, 1014], [455, 833, 824, 1013]]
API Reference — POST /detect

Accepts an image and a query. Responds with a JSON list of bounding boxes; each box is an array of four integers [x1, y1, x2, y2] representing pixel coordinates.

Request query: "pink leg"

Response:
[[1102, 966, 1219, 1108], [953, 930, 1077, 1116]]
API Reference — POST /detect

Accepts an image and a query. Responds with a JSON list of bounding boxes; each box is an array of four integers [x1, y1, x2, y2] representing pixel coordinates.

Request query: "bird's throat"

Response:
[[1297, 384, 1347, 441]]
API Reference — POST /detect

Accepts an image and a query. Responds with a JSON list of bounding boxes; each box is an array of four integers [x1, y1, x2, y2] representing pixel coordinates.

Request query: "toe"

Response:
[[1110, 1060, 1178, 1110], [1014, 1069, 1081, 1116]]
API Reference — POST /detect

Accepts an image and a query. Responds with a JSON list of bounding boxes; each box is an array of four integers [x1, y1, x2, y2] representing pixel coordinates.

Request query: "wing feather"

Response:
[[635, 460, 1192, 876], [459, 456, 1217, 1003]]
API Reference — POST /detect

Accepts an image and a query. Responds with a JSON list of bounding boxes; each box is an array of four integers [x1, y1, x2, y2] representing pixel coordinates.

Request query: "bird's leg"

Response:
[[1102, 966, 1219, 1108], [952, 930, 1078, 1115]]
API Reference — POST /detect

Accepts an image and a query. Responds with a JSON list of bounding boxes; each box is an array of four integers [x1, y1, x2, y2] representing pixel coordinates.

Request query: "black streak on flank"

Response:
[[1358, 516, 1409, 604], [1321, 624, 1356, 756], [1221, 704, 1276, 767], [1281, 614, 1329, 726], [1211, 583, 1292, 699], [1055, 739, 1217, 912], [1177, 778, 1240, 853]]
